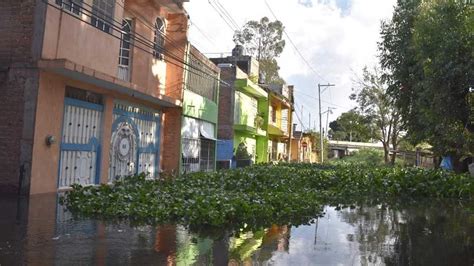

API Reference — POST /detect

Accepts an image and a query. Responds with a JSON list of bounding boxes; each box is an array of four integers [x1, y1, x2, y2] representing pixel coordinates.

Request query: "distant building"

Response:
[[291, 130, 318, 163], [261, 84, 294, 163]]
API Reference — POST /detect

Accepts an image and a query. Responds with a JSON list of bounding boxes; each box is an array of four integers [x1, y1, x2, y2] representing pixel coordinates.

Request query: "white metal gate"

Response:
[[109, 102, 160, 182], [58, 98, 103, 188]]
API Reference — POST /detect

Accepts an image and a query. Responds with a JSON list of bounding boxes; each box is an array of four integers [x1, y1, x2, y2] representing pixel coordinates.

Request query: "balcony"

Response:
[[185, 45, 220, 102], [42, 0, 123, 78], [235, 79, 267, 99], [41, 0, 188, 101]]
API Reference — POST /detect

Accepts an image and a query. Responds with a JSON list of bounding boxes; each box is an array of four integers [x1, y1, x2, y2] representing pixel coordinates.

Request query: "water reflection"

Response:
[[1, 194, 473, 265]]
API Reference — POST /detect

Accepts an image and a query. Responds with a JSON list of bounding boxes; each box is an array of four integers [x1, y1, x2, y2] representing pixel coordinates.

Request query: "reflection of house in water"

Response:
[[228, 225, 291, 264]]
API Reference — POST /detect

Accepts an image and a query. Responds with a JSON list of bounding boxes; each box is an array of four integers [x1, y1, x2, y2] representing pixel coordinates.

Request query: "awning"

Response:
[[200, 120, 216, 140]]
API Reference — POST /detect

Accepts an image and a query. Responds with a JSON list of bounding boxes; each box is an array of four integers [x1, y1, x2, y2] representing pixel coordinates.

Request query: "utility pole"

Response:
[[301, 105, 304, 132], [318, 83, 335, 163], [325, 107, 336, 138], [309, 113, 311, 132]]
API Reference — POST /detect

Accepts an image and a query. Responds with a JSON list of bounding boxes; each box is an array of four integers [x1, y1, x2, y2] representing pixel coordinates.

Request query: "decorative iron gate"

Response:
[[109, 102, 160, 181], [58, 98, 103, 188]]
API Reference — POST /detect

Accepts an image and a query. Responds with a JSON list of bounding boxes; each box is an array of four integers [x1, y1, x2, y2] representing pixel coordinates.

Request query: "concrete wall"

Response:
[[41, 2, 122, 77], [42, 0, 188, 102], [29, 71, 176, 194], [182, 90, 218, 124]]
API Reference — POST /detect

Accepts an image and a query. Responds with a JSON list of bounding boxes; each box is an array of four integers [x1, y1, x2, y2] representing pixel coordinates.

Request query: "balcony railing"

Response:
[[185, 53, 219, 102]]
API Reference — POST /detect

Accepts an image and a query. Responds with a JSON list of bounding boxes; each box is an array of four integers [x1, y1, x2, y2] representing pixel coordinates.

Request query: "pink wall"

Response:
[[42, 4, 122, 77]]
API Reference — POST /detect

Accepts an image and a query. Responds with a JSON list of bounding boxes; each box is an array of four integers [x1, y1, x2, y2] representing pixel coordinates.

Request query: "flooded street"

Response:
[[1, 194, 473, 265]]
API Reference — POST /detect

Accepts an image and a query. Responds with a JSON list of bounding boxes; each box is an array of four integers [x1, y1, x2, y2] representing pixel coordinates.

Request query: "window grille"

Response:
[[118, 19, 132, 81], [91, 0, 115, 33], [182, 138, 216, 173], [153, 17, 166, 60], [55, 0, 83, 15], [119, 19, 132, 66], [185, 53, 218, 102], [200, 139, 215, 172], [65, 86, 103, 105]]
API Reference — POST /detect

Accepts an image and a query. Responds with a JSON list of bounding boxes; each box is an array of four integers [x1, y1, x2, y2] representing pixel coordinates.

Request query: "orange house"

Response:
[[0, 0, 190, 195]]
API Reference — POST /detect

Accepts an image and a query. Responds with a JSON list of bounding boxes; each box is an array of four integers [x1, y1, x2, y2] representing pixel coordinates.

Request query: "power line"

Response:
[[208, 0, 238, 32], [189, 19, 218, 47], [264, 0, 328, 83], [209, 0, 241, 30], [112, 0, 189, 59], [293, 90, 351, 111], [293, 104, 308, 132], [44, 0, 226, 87]]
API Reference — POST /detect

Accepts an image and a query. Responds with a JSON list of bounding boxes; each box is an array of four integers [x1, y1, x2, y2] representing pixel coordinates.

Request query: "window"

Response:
[[91, 0, 115, 33], [270, 105, 277, 124], [153, 17, 166, 60], [181, 117, 216, 173], [200, 139, 215, 172], [55, 0, 83, 15], [65, 86, 103, 105], [118, 19, 132, 67], [118, 19, 132, 81]]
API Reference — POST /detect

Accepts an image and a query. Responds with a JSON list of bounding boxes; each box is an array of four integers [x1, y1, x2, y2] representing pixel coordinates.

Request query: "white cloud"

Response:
[[184, 0, 395, 130]]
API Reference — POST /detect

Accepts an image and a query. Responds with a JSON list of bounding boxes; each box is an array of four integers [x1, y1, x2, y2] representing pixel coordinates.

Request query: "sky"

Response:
[[183, 0, 396, 132]]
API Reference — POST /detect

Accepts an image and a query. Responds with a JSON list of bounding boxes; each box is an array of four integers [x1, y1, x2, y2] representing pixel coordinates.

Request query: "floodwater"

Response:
[[1, 194, 473, 265]]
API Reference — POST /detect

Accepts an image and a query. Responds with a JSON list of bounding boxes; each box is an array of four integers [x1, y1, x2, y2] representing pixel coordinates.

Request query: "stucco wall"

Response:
[[41, 3, 122, 78], [182, 90, 218, 124], [30, 71, 175, 194]]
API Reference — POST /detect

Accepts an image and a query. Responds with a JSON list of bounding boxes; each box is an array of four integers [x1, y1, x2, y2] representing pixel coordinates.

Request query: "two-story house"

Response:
[[181, 44, 220, 173], [262, 84, 294, 162], [0, 0, 191, 195], [211, 46, 269, 168]]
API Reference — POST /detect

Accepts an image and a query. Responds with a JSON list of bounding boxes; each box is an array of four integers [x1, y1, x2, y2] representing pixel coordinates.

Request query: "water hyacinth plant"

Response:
[[61, 164, 474, 229]]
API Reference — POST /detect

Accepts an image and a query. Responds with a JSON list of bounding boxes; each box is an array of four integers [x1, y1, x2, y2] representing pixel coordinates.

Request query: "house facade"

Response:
[[181, 44, 220, 173], [0, 0, 191, 195], [211, 49, 270, 168], [263, 84, 294, 162], [291, 130, 317, 163]]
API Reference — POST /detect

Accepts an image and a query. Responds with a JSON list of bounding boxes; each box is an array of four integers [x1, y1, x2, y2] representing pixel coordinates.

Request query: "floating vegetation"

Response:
[[62, 164, 473, 228]]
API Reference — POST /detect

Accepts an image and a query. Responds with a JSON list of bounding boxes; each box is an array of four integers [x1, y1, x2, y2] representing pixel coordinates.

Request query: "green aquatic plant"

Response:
[[62, 164, 474, 229]]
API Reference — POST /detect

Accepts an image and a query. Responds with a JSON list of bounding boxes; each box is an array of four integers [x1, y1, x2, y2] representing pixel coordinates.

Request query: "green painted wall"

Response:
[[182, 90, 218, 124], [232, 93, 269, 164]]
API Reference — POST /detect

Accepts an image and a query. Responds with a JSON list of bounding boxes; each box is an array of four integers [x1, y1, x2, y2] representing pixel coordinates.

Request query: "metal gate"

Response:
[[109, 102, 160, 182], [58, 98, 103, 188]]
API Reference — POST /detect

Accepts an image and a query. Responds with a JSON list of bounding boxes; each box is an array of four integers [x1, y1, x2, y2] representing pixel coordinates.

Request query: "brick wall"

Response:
[[0, 0, 45, 194], [161, 108, 182, 175], [217, 67, 236, 140]]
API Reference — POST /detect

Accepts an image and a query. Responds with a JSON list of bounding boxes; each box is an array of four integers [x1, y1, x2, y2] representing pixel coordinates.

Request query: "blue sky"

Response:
[[184, 0, 396, 131]]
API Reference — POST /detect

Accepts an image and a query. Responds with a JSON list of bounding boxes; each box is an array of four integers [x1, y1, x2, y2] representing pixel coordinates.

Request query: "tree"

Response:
[[379, 0, 474, 171], [233, 17, 286, 85], [329, 110, 374, 142], [351, 67, 402, 164]]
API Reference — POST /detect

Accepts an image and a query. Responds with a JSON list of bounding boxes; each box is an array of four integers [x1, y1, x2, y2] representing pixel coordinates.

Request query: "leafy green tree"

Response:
[[233, 17, 286, 85], [351, 67, 402, 164], [379, 0, 474, 170], [329, 109, 374, 142]]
